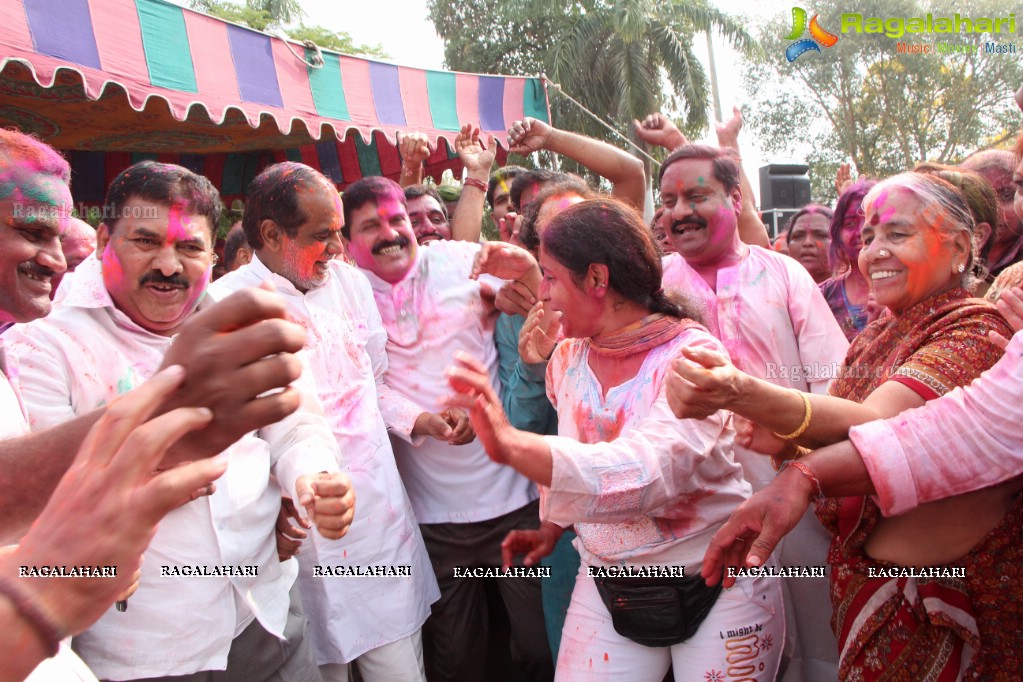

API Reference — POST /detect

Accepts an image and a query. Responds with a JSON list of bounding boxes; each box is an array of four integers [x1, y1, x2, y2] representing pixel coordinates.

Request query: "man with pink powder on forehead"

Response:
[[342, 175, 554, 682], [8, 160, 354, 682], [657, 143, 848, 681]]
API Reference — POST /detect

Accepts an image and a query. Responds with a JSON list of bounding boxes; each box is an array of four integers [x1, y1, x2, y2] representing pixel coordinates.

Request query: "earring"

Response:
[[956, 263, 965, 274]]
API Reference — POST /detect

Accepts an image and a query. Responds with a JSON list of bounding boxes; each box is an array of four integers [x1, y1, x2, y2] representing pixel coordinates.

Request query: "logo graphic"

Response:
[[785, 7, 839, 61]]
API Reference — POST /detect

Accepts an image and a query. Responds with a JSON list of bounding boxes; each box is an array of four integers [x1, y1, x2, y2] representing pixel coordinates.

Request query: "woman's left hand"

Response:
[[444, 351, 517, 463], [666, 346, 746, 420]]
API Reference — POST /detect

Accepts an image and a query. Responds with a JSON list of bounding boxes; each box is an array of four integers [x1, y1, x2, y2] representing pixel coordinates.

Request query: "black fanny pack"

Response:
[[593, 573, 723, 647]]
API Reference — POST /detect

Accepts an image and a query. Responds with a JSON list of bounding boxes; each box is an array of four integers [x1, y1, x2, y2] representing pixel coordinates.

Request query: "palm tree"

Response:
[[548, 0, 758, 139]]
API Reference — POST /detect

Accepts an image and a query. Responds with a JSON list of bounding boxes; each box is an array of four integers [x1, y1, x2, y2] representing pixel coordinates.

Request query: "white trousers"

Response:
[[555, 564, 785, 681], [319, 630, 425, 682]]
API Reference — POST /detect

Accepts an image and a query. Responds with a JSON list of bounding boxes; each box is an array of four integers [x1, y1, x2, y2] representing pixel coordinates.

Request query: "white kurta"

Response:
[[209, 256, 439, 664], [0, 339, 28, 440], [661, 246, 849, 488], [359, 240, 536, 524], [6, 256, 340, 681], [541, 327, 750, 573], [662, 246, 848, 682]]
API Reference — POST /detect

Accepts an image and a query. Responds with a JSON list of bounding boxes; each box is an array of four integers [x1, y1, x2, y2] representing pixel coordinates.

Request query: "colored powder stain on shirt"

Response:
[[603, 652, 609, 662], [570, 399, 625, 444], [116, 375, 134, 395]]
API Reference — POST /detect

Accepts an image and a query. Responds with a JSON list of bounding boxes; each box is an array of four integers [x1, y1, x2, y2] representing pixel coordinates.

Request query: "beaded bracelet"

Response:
[[0, 576, 63, 657], [774, 390, 812, 440], [778, 460, 824, 501]]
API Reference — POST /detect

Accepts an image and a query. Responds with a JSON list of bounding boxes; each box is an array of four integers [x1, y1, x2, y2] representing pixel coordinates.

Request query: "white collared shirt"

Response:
[[0, 340, 29, 440], [6, 255, 340, 680], [209, 256, 439, 664], [359, 240, 537, 523], [662, 246, 849, 489]]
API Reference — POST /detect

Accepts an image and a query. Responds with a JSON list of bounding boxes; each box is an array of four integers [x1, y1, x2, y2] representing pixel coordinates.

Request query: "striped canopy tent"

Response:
[[0, 0, 550, 205]]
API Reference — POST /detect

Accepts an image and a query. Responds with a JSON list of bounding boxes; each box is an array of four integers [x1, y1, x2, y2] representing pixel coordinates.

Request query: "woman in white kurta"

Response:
[[447, 199, 783, 681]]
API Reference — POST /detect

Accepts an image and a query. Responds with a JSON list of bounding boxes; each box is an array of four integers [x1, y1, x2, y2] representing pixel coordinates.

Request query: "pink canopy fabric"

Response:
[[0, 0, 550, 153]]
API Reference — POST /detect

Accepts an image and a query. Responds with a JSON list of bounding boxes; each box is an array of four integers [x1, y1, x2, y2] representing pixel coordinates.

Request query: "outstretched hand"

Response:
[[835, 162, 854, 196], [455, 123, 495, 174], [666, 345, 744, 420], [158, 282, 306, 463], [701, 466, 816, 587], [518, 301, 561, 364], [715, 106, 743, 150]]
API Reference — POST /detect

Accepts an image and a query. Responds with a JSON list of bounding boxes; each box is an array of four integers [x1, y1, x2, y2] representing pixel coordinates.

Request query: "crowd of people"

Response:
[[2, 85, 1023, 682]]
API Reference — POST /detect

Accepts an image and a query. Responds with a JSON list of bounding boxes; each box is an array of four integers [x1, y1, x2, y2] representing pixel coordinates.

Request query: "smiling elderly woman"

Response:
[[668, 172, 1021, 680]]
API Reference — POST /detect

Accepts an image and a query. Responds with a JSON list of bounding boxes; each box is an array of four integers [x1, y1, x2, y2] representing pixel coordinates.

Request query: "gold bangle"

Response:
[[774, 391, 812, 441]]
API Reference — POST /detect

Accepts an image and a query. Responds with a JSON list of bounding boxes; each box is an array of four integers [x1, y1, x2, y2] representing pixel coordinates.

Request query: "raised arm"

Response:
[[397, 130, 430, 189], [715, 107, 769, 248], [508, 118, 645, 209], [449, 123, 496, 243], [633, 113, 688, 151], [666, 344, 926, 448]]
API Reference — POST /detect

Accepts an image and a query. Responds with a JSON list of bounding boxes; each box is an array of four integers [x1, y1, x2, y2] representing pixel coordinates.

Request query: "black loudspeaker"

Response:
[[759, 164, 811, 210], [762, 208, 801, 239]]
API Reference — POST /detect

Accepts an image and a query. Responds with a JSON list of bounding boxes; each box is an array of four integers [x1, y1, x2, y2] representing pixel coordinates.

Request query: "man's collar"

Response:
[[61, 254, 116, 311]]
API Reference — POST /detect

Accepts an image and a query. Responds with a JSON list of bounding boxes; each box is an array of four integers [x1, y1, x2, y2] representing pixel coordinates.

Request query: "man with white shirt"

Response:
[[8, 160, 353, 682], [659, 144, 848, 682], [343, 176, 553, 682], [210, 162, 439, 682]]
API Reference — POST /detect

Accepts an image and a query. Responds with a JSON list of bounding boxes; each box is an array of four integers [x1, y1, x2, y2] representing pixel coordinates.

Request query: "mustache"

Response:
[[373, 235, 411, 254], [670, 217, 707, 234], [139, 271, 190, 288], [18, 262, 56, 279]]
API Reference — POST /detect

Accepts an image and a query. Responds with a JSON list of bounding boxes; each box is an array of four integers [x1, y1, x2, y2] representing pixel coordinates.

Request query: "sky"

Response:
[[296, 0, 787, 202]]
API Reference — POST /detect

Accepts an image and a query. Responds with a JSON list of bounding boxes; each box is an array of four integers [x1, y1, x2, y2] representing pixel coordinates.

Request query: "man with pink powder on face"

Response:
[[657, 144, 848, 682], [342, 175, 554, 682], [8, 160, 353, 682], [210, 162, 440, 682]]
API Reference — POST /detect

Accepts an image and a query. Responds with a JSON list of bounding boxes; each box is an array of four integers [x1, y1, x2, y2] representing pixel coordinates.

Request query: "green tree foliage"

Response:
[[745, 0, 1021, 203], [428, 0, 757, 149], [191, 0, 387, 58]]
